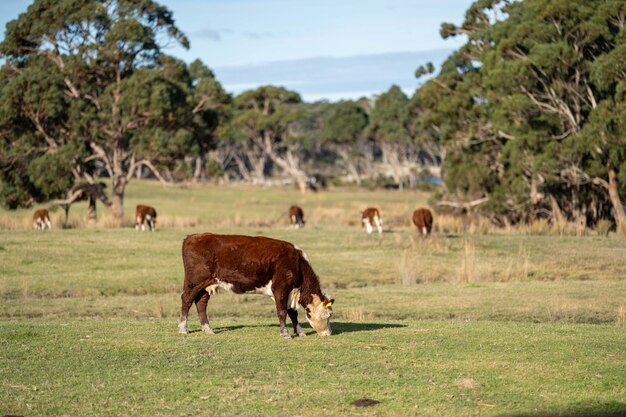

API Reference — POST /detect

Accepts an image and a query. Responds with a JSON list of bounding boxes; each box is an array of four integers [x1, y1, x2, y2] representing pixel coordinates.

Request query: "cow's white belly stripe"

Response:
[[248, 280, 273, 297], [205, 279, 300, 308], [205, 279, 234, 296]]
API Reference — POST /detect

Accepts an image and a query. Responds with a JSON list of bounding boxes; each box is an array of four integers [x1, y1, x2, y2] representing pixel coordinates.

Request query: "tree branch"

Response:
[[135, 159, 173, 186]]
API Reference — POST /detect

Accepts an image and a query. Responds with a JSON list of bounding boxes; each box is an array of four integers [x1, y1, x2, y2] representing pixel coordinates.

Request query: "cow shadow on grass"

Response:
[[329, 321, 406, 335], [188, 322, 406, 336]]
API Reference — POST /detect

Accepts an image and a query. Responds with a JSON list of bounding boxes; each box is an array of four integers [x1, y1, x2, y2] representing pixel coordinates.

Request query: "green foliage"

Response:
[[320, 101, 368, 144], [0, 0, 209, 215], [232, 86, 303, 147], [420, 0, 626, 225], [367, 85, 410, 144]]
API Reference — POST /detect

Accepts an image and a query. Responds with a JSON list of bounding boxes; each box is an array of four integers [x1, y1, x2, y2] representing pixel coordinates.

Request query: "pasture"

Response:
[[1, 181, 625, 416]]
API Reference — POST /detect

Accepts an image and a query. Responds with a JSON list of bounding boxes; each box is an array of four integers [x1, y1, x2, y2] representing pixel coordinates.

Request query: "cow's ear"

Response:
[[325, 299, 334, 307]]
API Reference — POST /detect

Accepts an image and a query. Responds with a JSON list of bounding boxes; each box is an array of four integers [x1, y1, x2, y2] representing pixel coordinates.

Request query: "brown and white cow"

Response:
[[361, 207, 383, 234], [135, 205, 157, 232], [32, 209, 52, 230], [289, 205, 305, 229], [412, 208, 433, 237], [179, 233, 334, 338]]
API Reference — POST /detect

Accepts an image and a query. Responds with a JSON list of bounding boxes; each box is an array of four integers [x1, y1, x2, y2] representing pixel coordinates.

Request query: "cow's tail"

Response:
[[181, 235, 197, 290]]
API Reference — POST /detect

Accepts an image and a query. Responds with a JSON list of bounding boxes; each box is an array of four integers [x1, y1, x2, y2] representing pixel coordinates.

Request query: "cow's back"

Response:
[[362, 207, 379, 221], [413, 208, 433, 232], [136, 204, 157, 218], [182, 233, 301, 291], [33, 209, 49, 221]]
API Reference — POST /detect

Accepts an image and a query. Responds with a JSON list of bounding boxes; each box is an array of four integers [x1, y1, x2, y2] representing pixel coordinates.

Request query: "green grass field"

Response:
[[1, 181, 625, 416]]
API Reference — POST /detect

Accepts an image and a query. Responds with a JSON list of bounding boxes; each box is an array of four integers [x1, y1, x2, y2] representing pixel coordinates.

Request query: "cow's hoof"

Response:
[[280, 332, 292, 340], [297, 331, 307, 337], [178, 327, 189, 334], [201, 324, 215, 335]]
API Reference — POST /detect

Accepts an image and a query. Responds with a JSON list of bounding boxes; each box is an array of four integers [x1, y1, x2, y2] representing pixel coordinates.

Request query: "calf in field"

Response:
[[179, 233, 334, 338], [412, 208, 433, 237], [289, 205, 305, 229], [361, 207, 383, 234], [135, 205, 157, 231], [32, 209, 52, 230]]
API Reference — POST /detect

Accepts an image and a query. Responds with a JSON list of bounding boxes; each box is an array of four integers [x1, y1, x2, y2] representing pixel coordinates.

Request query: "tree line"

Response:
[[1, 0, 624, 230]]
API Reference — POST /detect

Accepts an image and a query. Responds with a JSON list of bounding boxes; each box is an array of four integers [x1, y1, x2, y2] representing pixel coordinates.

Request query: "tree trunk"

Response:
[[111, 174, 127, 227], [246, 152, 267, 184], [265, 147, 308, 193], [233, 154, 252, 182], [380, 142, 403, 188], [63, 205, 70, 229], [607, 161, 626, 229], [193, 155, 203, 182], [87, 195, 97, 227], [336, 147, 362, 185]]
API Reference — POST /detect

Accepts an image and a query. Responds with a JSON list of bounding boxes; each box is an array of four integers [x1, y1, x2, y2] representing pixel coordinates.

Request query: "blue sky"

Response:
[[0, 0, 473, 101]]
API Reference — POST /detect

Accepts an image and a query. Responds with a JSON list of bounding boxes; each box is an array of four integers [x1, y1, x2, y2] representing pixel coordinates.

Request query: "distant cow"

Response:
[[179, 233, 334, 338], [135, 205, 157, 231], [361, 207, 383, 234], [32, 209, 51, 230], [412, 208, 433, 237], [289, 205, 305, 229]]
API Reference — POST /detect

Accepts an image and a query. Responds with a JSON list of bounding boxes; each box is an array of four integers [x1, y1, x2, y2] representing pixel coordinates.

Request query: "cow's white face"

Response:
[[305, 294, 334, 336]]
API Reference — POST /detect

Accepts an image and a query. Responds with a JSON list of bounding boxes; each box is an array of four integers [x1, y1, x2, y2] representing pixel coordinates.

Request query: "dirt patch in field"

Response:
[[351, 398, 380, 407]]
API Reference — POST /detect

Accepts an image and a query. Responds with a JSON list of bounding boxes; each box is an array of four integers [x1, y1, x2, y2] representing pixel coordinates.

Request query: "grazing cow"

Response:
[[179, 233, 334, 338], [412, 208, 434, 237], [361, 207, 383, 234], [135, 204, 157, 231], [32, 209, 52, 230], [289, 205, 305, 229]]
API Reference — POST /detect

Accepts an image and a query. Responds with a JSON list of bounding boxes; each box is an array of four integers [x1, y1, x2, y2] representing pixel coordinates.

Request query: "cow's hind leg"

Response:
[[179, 288, 197, 334], [287, 308, 305, 337], [195, 290, 214, 334]]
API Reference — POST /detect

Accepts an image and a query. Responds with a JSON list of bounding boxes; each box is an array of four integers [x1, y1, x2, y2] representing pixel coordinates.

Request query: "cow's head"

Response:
[[305, 294, 334, 336]]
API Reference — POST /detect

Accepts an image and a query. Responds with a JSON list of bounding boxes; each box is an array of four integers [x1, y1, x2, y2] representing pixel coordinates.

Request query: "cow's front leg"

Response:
[[274, 296, 292, 339], [287, 308, 305, 337], [195, 290, 214, 334]]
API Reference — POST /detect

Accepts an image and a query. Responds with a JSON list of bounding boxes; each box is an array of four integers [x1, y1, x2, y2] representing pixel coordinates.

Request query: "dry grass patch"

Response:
[[341, 306, 375, 321], [455, 378, 479, 390]]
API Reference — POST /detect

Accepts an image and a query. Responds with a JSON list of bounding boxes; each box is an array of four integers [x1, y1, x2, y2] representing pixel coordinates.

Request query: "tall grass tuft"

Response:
[[458, 239, 477, 283], [595, 220, 613, 237], [21, 278, 29, 299], [398, 249, 422, 285], [154, 299, 165, 319], [342, 306, 374, 321], [616, 305, 625, 327]]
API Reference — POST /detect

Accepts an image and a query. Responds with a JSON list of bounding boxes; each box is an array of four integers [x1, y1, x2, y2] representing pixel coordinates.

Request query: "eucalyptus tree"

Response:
[[319, 100, 369, 185], [366, 85, 413, 188], [0, 55, 79, 208], [420, 0, 626, 227], [232, 86, 309, 191], [0, 0, 193, 225], [187, 59, 232, 182]]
